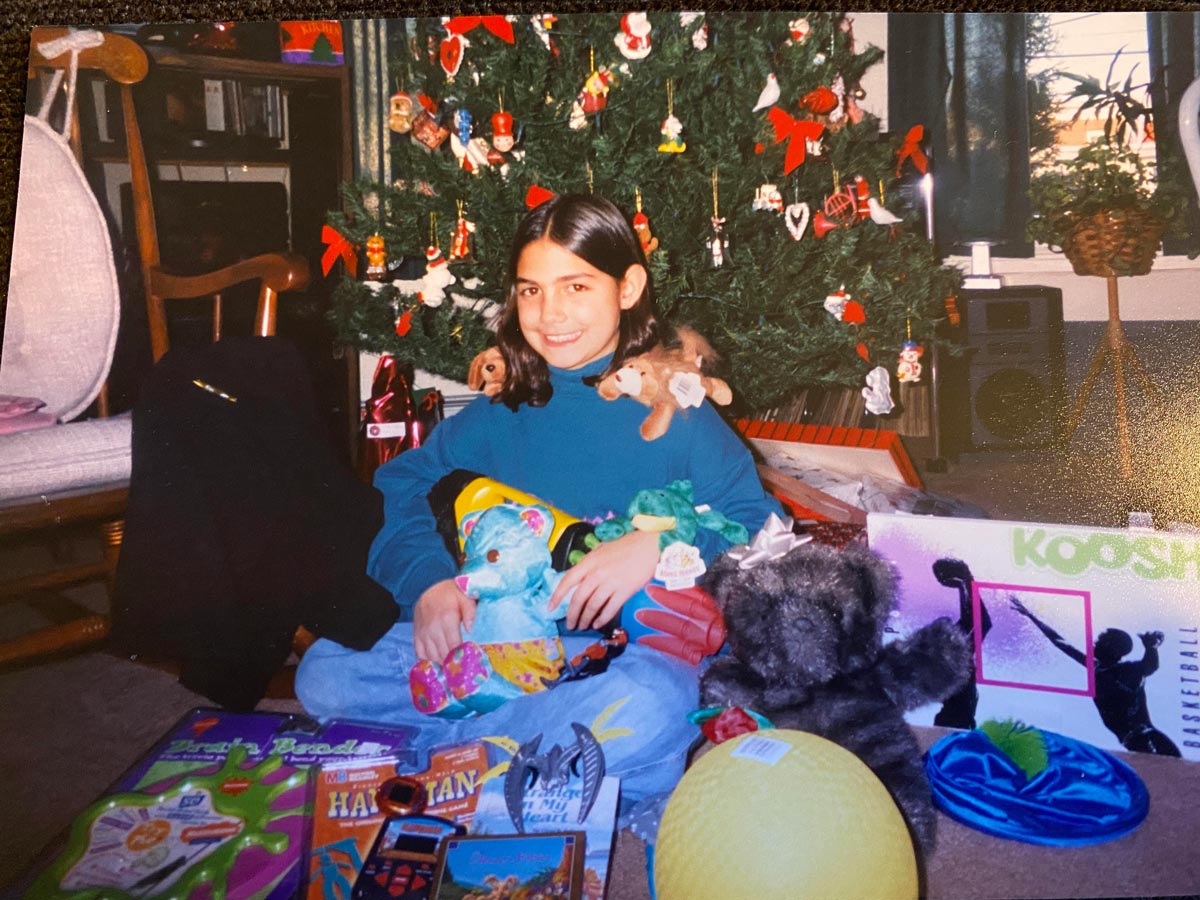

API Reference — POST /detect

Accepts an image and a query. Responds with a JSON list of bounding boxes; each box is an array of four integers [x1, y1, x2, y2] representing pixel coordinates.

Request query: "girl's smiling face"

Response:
[[514, 238, 645, 370]]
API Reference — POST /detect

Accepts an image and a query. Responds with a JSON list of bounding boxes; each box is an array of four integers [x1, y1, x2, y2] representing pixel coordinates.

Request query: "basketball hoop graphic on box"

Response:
[[973, 582, 1094, 697]]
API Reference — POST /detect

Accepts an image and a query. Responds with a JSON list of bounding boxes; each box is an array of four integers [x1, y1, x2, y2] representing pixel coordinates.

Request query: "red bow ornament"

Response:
[[896, 124, 928, 176], [445, 15, 515, 43], [525, 185, 556, 208], [766, 107, 825, 176], [320, 225, 357, 278]]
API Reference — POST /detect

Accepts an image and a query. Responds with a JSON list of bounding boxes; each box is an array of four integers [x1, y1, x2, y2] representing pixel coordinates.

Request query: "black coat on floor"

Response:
[[112, 336, 399, 710]]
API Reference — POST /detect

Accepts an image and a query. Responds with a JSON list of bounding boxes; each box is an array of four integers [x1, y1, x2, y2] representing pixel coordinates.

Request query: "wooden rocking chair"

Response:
[[0, 28, 310, 667]]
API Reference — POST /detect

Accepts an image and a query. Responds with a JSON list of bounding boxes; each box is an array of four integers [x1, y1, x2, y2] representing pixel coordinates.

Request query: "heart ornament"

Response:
[[439, 34, 465, 78], [784, 201, 810, 241]]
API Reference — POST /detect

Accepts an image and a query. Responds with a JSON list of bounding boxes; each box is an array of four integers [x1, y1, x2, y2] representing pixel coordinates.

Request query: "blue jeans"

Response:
[[295, 621, 701, 815]]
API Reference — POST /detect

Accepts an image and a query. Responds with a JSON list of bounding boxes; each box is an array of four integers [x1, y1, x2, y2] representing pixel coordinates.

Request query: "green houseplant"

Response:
[[1027, 54, 1187, 277]]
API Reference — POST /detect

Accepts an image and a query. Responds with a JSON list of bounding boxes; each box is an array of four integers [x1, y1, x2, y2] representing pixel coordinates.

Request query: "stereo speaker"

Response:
[[940, 286, 1067, 452]]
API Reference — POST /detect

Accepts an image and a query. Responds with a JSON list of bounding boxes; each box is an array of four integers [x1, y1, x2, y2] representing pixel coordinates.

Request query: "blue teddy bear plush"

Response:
[[408, 503, 570, 718]]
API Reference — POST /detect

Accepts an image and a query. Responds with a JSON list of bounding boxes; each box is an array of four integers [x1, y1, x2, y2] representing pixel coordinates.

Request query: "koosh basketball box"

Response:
[[868, 512, 1200, 761]]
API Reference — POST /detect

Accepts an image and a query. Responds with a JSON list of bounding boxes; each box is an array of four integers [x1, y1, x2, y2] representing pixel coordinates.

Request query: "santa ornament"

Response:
[[389, 89, 414, 134], [615, 12, 652, 60], [787, 17, 811, 45], [679, 12, 708, 50], [823, 285, 865, 324]]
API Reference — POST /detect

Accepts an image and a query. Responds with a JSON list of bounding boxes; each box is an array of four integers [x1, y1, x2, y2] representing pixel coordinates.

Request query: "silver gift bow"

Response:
[[726, 512, 812, 570]]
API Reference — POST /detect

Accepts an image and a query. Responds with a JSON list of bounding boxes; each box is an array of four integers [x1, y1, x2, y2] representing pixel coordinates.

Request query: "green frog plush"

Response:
[[593, 479, 749, 549]]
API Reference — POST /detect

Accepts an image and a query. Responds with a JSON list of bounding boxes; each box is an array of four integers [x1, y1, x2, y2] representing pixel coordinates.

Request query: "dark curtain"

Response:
[[889, 13, 1032, 258], [1148, 11, 1200, 256]]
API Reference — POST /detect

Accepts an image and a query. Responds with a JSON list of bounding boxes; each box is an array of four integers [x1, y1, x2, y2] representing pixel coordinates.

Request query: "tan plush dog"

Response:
[[466, 346, 506, 396], [596, 327, 733, 440]]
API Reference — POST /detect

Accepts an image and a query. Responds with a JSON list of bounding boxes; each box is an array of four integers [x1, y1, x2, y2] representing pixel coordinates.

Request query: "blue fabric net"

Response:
[[924, 728, 1149, 846]]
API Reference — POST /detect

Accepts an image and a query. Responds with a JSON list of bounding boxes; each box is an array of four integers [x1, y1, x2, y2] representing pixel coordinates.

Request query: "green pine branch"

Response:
[[325, 12, 963, 409]]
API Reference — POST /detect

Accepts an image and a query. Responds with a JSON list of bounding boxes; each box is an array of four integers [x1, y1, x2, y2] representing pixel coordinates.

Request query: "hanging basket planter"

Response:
[[1061, 209, 1167, 278]]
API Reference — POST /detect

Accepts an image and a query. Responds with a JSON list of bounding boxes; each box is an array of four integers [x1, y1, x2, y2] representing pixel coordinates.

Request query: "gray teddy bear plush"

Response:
[[700, 540, 974, 853]]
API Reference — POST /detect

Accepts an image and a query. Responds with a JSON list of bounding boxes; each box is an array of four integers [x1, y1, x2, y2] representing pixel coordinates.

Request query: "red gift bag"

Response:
[[358, 356, 443, 482]]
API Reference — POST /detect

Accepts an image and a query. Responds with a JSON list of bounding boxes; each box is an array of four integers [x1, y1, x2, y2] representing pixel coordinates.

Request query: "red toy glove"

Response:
[[612, 582, 726, 665]]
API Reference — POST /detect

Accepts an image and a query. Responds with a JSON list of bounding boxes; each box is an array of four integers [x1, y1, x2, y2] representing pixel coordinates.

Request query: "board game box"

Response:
[[868, 512, 1200, 761], [23, 708, 419, 900], [304, 741, 493, 900]]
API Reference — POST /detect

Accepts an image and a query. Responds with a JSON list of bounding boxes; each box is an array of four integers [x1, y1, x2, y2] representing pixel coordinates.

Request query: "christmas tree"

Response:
[[327, 12, 962, 414]]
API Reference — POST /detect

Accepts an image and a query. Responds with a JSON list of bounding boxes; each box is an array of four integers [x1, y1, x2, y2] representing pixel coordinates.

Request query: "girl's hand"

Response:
[[549, 529, 661, 631], [413, 579, 476, 662]]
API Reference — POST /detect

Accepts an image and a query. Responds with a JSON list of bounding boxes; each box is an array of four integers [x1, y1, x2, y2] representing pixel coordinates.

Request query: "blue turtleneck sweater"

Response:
[[368, 353, 782, 616]]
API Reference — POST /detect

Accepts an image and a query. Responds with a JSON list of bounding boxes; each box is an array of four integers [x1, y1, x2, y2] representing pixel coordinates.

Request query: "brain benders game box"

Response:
[[868, 512, 1200, 761], [22, 708, 419, 900]]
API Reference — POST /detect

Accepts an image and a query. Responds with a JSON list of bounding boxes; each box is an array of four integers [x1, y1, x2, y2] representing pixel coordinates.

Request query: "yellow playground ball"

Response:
[[654, 729, 918, 900]]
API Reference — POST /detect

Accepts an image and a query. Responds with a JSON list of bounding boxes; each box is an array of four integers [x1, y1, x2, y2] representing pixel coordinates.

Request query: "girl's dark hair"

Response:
[[494, 193, 662, 409]]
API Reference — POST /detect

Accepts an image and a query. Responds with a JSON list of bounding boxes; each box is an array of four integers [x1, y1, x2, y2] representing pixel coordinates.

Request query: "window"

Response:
[[1027, 13, 1153, 166]]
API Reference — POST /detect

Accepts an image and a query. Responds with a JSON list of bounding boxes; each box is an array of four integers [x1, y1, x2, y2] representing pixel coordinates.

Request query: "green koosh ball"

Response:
[[654, 729, 918, 900]]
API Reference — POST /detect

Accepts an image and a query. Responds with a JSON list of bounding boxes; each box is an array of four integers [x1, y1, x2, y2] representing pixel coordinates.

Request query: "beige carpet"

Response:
[[3, 650, 1198, 900]]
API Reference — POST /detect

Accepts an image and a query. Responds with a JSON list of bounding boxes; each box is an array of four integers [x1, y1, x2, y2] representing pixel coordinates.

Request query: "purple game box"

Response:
[[21, 708, 419, 900]]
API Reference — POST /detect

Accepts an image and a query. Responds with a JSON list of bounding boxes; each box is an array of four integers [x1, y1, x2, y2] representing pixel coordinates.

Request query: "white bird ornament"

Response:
[[867, 197, 903, 233], [753, 74, 780, 112]]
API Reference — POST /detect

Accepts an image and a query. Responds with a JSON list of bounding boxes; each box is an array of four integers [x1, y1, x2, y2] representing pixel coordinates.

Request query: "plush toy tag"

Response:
[[668, 370, 707, 408], [655, 540, 706, 590]]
